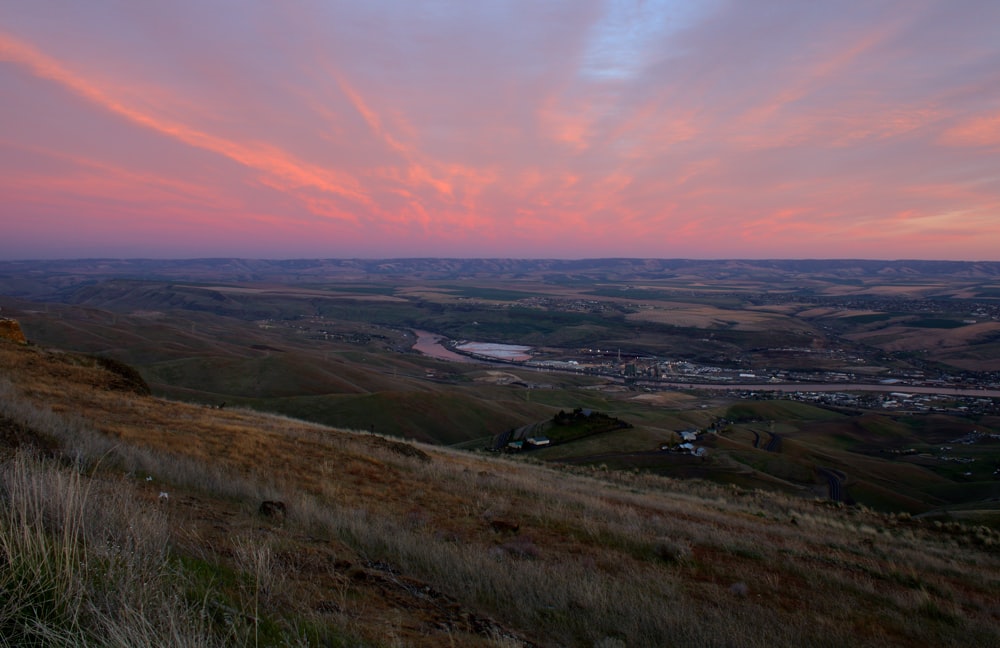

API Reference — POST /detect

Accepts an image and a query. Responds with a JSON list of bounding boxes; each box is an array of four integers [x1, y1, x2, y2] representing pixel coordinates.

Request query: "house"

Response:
[[526, 436, 551, 447], [680, 430, 698, 442], [507, 440, 524, 450]]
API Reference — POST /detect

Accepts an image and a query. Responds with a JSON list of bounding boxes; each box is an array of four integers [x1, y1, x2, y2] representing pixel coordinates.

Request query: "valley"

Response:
[[2, 257, 1000, 525]]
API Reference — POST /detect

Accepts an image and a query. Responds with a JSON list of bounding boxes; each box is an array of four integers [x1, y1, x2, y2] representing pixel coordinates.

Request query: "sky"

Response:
[[1, 1, 999, 261]]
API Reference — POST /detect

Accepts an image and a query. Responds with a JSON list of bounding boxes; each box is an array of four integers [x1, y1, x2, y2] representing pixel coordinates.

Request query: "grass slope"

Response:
[[2, 337, 1000, 646]]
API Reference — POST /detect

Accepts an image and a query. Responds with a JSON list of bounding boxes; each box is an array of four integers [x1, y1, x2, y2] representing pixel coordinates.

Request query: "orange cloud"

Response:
[[0, 32, 369, 220], [326, 66, 501, 213], [331, 71, 412, 158], [0, 142, 240, 213]]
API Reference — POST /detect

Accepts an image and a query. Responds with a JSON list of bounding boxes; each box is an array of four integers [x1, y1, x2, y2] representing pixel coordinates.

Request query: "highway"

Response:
[[630, 379, 1000, 398]]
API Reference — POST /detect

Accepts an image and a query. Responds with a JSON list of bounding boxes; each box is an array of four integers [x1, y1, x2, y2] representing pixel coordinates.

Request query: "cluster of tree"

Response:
[[551, 408, 632, 431]]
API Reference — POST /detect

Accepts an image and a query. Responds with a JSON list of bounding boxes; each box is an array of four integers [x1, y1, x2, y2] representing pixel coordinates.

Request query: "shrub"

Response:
[[654, 537, 692, 564]]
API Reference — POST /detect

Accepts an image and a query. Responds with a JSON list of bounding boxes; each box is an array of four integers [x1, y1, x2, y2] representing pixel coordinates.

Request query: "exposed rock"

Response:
[[0, 318, 27, 344]]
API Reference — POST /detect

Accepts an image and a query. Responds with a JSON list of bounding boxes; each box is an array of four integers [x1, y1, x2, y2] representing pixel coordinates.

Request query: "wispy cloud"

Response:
[[1, 33, 371, 218], [1, 1, 999, 259]]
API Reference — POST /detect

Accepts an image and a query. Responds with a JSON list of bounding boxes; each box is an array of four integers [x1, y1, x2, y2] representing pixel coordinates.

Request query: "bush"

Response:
[[653, 537, 692, 564]]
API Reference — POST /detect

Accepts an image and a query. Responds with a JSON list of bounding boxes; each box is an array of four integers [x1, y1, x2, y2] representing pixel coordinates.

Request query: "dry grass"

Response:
[[2, 339, 1000, 646], [0, 452, 219, 647], [847, 322, 1000, 351], [628, 392, 700, 407], [624, 304, 815, 333]]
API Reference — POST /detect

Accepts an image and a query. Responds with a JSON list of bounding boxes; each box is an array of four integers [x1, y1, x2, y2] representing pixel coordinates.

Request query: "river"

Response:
[[411, 330, 481, 363]]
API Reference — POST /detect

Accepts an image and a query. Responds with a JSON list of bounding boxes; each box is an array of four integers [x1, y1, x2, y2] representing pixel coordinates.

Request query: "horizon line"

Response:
[[2, 256, 1000, 264]]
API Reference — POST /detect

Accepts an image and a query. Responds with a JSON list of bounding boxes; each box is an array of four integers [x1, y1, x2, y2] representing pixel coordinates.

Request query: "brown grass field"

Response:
[[3, 337, 1000, 646], [624, 305, 811, 331]]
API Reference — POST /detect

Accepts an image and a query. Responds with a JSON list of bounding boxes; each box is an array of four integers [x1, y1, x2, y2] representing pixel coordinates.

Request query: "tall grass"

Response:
[[0, 453, 86, 646], [0, 376, 345, 646], [0, 452, 218, 647]]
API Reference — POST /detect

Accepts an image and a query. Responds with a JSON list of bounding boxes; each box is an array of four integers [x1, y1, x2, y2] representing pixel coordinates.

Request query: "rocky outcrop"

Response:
[[0, 318, 27, 344]]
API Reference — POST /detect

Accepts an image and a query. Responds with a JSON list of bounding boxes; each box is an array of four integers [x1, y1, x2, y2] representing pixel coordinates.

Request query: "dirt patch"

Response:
[[630, 392, 699, 406], [472, 370, 523, 384]]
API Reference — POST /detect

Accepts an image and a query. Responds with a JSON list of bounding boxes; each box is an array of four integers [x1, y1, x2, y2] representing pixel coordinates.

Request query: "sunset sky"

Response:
[[2, 1, 999, 260]]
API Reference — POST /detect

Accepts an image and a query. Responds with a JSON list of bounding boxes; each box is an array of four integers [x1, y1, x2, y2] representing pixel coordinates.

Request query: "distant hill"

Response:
[[3, 257, 1000, 299]]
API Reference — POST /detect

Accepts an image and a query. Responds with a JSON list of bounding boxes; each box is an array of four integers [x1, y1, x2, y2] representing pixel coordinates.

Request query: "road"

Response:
[[817, 468, 848, 503], [634, 379, 1000, 398], [764, 432, 781, 453]]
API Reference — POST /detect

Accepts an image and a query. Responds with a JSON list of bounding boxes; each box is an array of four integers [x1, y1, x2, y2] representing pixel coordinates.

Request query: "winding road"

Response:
[[765, 431, 781, 453], [817, 468, 848, 503]]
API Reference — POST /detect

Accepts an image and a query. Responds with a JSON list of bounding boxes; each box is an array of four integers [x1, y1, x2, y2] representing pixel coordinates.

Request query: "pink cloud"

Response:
[[940, 112, 1000, 148], [0, 33, 370, 218], [1, 1, 1000, 260]]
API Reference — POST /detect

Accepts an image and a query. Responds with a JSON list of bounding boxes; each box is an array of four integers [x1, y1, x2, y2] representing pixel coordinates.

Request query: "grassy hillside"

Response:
[[7, 296, 1000, 526], [2, 337, 1000, 646]]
